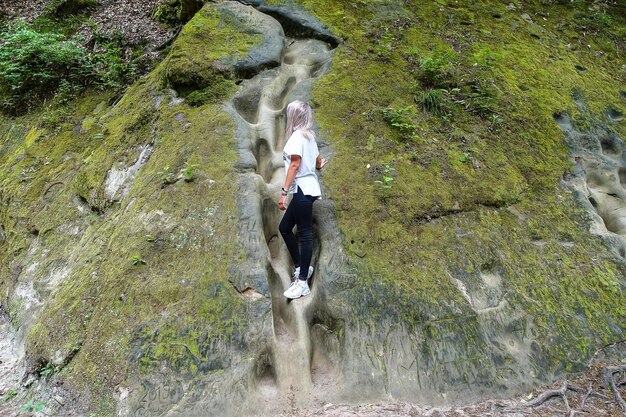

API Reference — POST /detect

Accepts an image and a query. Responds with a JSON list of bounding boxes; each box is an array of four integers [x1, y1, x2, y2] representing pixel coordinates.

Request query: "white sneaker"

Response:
[[292, 266, 314, 282], [284, 279, 311, 299]]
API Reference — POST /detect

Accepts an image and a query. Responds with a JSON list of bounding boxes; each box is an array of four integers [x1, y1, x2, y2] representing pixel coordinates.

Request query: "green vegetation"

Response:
[[458, 151, 472, 163], [0, 21, 135, 114], [40, 362, 55, 378], [413, 46, 499, 120], [161, 164, 176, 184], [0, 0, 625, 413], [186, 84, 232, 106], [292, 0, 626, 375], [161, 162, 203, 185], [417, 88, 453, 116], [131, 255, 147, 266], [0, 3, 262, 414], [18, 400, 45, 413], [4, 390, 17, 401], [0, 22, 91, 113], [163, 4, 260, 97], [152, 0, 182, 26], [381, 106, 417, 138], [373, 164, 395, 200], [182, 163, 199, 182], [418, 45, 457, 87]]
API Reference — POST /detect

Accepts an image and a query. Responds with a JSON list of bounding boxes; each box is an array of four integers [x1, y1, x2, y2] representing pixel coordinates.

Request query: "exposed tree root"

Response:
[[523, 382, 577, 409], [601, 365, 626, 413], [276, 361, 626, 416], [492, 372, 621, 417]]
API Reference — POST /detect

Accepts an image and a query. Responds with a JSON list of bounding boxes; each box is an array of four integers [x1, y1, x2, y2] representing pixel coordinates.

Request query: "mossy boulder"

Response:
[[0, 3, 275, 415], [164, 1, 284, 94], [287, 0, 626, 402]]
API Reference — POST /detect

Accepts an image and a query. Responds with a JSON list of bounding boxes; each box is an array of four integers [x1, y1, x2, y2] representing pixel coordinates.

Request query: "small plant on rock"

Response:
[[374, 165, 395, 200], [40, 362, 54, 378], [418, 46, 457, 87], [467, 80, 497, 116], [382, 106, 417, 138], [418, 88, 455, 116], [181, 163, 200, 182], [18, 400, 45, 413], [131, 255, 146, 266], [372, 28, 395, 62], [459, 152, 472, 163], [578, 9, 613, 32], [4, 390, 17, 401], [162, 165, 176, 184]]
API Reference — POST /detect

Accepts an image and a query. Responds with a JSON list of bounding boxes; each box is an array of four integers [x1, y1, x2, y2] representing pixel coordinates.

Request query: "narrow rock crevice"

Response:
[[226, 1, 342, 408], [104, 143, 154, 203], [412, 201, 508, 226], [256, 6, 342, 48], [74, 194, 104, 216], [234, 0, 341, 48]]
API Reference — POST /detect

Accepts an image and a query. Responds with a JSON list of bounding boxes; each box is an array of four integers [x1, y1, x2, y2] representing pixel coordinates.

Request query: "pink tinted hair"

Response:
[[285, 100, 315, 140]]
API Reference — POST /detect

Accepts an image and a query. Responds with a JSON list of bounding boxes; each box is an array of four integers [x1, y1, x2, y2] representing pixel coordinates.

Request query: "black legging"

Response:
[[279, 187, 317, 280]]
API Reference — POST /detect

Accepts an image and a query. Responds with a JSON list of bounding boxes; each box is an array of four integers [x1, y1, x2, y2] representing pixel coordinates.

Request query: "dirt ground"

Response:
[[281, 363, 626, 417], [0, 0, 174, 51]]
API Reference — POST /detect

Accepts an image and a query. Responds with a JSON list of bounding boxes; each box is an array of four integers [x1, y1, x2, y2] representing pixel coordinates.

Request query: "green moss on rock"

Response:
[[152, 0, 182, 26], [288, 0, 626, 382], [164, 3, 261, 93], [0, 7, 261, 414], [2, 0, 626, 413]]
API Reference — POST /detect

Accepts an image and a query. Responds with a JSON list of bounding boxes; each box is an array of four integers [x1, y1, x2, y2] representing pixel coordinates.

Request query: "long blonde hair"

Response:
[[285, 100, 315, 140]]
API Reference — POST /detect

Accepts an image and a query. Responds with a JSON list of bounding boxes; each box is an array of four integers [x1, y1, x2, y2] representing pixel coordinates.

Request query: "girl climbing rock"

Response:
[[278, 100, 327, 299]]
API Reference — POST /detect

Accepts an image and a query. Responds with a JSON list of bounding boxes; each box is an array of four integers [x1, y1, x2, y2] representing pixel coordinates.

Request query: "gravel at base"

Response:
[[0, 0, 48, 21]]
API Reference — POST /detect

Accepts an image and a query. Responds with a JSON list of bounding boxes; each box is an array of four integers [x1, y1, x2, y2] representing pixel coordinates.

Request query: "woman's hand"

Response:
[[316, 156, 328, 170], [278, 194, 288, 211]]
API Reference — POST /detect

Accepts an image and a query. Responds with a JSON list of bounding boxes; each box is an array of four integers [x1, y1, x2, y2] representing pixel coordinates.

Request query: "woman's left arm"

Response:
[[316, 155, 327, 169], [278, 155, 301, 211]]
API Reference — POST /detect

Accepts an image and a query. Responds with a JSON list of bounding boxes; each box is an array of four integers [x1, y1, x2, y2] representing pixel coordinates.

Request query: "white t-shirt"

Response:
[[283, 129, 321, 197]]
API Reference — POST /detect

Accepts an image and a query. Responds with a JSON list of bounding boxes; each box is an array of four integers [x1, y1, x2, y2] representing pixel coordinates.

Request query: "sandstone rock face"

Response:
[[0, 1, 625, 416], [0, 314, 20, 396], [558, 100, 626, 259], [165, 1, 285, 91]]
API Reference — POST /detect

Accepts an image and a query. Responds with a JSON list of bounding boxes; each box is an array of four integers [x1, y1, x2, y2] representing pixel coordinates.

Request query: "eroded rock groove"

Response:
[[226, 2, 340, 409], [558, 94, 626, 258]]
